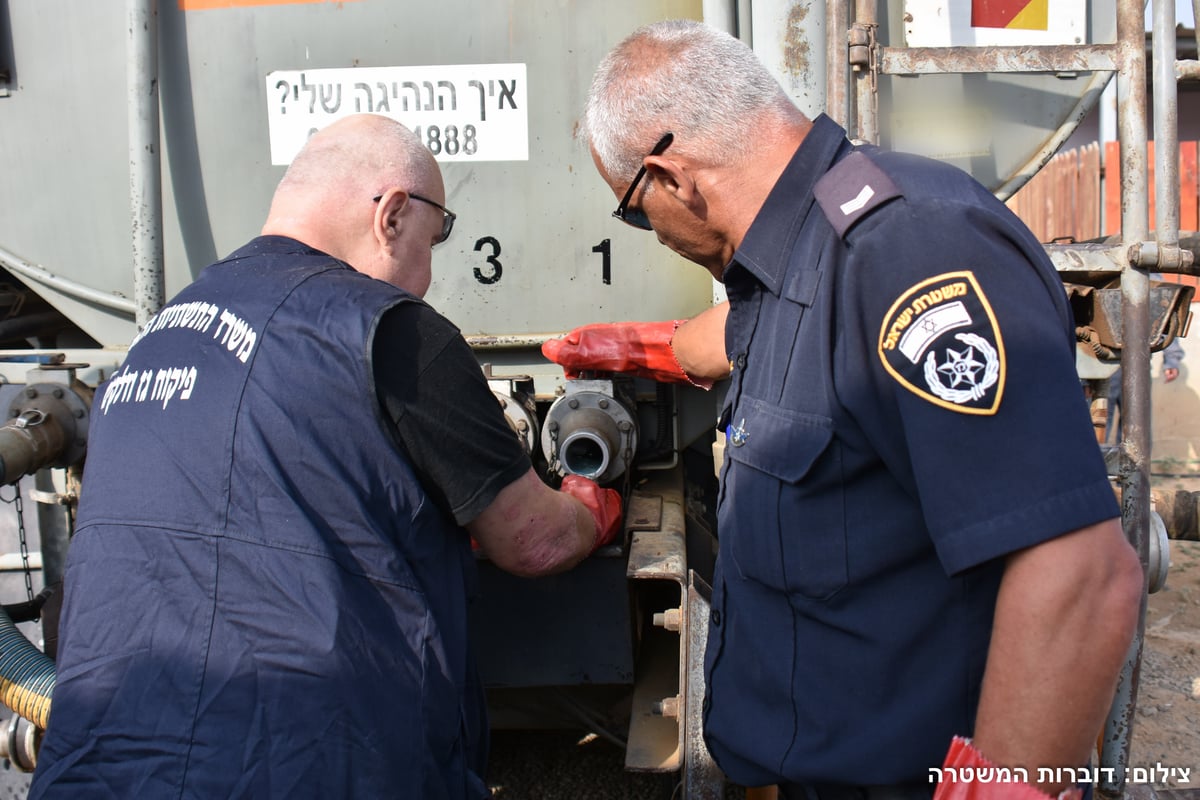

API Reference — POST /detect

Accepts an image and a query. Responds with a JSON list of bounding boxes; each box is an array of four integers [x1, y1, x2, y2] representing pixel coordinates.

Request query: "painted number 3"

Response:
[[473, 237, 503, 284]]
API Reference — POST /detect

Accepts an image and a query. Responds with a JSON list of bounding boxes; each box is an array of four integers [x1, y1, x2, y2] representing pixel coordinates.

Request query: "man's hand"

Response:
[[559, 475, 622, 550], [542, 321, 709, 387]]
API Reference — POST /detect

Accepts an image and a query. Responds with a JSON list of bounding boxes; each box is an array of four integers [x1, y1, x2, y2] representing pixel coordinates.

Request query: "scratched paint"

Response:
[[783, 2, 812, 78]]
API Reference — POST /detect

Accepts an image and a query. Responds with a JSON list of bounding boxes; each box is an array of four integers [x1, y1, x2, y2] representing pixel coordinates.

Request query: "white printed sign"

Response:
[[265, 63, 528, 165]]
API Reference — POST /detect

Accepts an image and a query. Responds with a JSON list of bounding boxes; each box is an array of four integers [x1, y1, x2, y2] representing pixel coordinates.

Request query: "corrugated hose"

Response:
[[0, 604, 53, 729]]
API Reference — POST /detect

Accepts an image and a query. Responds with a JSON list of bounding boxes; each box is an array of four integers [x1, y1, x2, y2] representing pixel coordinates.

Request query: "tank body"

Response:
[[0, 0, 713, 352]]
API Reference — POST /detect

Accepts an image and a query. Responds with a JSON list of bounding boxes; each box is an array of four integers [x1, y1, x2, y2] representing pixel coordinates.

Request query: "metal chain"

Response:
[[547, 423, 561, 477], [0, 481, 33, 603]]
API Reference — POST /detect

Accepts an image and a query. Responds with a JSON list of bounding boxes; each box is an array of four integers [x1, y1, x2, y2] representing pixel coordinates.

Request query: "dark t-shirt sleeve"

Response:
[[372, 301, 530, 526]]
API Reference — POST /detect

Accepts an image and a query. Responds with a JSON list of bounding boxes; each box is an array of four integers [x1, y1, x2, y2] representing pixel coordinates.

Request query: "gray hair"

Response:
[[583, 20, 797, 182]]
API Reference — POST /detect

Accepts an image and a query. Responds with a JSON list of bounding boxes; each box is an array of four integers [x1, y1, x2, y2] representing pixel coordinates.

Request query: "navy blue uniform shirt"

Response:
[[702, 116, 1119, 787]]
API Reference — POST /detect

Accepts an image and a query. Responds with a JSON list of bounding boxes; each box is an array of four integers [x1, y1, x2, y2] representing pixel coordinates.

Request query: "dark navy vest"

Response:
[[32, 236, 488, 799]]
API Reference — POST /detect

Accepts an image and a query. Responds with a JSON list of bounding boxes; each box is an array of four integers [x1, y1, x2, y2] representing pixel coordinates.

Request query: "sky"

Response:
[[1149, 0, 1196, 28]]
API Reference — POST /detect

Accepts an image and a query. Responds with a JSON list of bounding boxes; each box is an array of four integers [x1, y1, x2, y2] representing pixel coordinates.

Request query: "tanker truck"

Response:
[[0, 1, 1191, 798]]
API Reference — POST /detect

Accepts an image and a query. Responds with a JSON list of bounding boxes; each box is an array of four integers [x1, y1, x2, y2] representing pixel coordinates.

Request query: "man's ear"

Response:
[[373, 189, 408, 245], [645, 156, 698, 207]]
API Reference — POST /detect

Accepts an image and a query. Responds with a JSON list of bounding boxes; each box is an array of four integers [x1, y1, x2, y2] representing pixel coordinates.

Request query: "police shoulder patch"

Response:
[[877, 271, 1005, 415]]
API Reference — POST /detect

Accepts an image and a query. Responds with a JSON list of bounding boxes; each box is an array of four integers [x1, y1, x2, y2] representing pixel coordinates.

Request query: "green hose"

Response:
[[0, 605, 54, 729]]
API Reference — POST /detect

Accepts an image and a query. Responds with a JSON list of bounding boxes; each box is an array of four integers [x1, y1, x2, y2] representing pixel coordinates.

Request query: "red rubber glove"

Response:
[[932, 738, 1082, 800], [542, 321, 704, 386], [559, 475, 622, 552]]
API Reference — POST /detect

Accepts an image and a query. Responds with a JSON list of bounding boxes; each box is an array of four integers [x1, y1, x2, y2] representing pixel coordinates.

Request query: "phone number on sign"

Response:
[[412, 125, 477, 157]]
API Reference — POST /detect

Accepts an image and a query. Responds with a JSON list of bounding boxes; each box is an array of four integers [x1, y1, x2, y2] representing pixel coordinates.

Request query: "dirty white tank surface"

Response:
[[0, 0, 1114, 350], [0, 0, 712, 349]]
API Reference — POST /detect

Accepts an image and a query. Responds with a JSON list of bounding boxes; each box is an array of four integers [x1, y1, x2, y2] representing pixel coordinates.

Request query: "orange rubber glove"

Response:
[[932, 738, 1083, 800], [542, 321, 706, 386], [559, 474, 623, 552]]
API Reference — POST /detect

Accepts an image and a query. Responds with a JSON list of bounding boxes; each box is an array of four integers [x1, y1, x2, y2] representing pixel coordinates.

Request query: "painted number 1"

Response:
[[592, 239, 611, 285]]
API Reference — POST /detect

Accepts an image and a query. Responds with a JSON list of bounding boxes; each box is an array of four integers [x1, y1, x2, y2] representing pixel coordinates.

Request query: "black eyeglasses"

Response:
[[612, 132, 674, 230], [373, 192, 457, 245]]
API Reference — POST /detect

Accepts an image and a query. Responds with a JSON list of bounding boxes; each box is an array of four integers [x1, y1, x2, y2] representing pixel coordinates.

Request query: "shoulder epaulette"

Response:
[[813, 150, 902, 238]]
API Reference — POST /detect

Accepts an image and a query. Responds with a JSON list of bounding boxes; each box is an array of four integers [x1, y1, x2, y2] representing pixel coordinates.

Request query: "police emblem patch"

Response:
[[877, 271, 1005, 414]]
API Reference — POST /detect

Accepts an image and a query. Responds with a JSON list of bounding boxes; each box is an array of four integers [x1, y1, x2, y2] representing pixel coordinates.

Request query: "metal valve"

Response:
[[541, 380, 638, 484]]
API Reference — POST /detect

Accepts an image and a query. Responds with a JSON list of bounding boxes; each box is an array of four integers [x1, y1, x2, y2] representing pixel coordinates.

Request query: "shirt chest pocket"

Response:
[[723, 395, 848, 600]]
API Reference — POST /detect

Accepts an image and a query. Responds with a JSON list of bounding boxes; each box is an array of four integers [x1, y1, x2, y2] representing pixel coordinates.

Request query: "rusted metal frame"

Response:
[[878, 41, 1118, 205], [1047, 240, 1200, 275], [624, 467, 724, 795], [1177, 60, 1200, 81], [1043, 243, 1130, 274], [465, 333, 557, 349], [1097, 0, 1154, 796], [623, 483, 685, 774], [879, 43, 1119, 76], [850, 0, 877, 143], [826, 0, 850, 129]]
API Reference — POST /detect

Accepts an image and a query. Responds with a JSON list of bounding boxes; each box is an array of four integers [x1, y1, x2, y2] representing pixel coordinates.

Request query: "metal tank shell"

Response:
[[0, 0, 1120, 353], [0, 0, 712, 350]]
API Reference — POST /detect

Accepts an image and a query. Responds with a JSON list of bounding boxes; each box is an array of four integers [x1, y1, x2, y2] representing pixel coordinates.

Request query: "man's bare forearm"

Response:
[[673, 301, 731, 382], [972, 518, 1143, 793]]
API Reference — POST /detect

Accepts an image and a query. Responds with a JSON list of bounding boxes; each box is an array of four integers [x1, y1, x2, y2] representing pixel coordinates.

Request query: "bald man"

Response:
[[30, 115, 619, 799]]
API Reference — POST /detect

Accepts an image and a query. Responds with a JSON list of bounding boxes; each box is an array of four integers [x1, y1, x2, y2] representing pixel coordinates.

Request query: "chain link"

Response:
[[0, 481, 33, 603], [547, 423, 561, 477]]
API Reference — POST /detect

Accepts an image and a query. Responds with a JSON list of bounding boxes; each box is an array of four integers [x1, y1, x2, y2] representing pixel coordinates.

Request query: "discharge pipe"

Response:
[[0, 369, 93, 482], [556, 408, 623, 480], [0, 411, 67, 487], [541, 380, 638, 485]]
